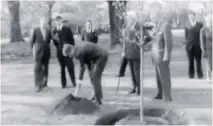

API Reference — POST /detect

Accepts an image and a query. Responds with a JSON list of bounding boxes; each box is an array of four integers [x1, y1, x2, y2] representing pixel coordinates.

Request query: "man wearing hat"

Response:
[[52, 13, 76, 88], [184, 10, 204, 79]]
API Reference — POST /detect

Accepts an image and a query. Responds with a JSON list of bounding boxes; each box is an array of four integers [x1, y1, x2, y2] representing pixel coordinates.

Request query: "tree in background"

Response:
[[46, 1, 55, 28], [108, 1, 127, 48], [8, 1, 23, 42]]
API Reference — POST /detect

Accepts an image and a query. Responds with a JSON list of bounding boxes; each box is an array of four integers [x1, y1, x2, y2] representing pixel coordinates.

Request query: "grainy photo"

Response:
[[1, 0, 212, 125]]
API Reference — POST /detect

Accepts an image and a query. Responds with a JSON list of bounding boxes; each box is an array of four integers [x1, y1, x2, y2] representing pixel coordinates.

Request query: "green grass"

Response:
[[1, 31, 185, 63], [1, 42, 32, 62]]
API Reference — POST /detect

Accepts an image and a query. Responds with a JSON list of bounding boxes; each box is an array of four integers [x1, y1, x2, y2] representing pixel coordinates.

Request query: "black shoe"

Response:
[[62, 85, 67, 89], [198, 74, 203, 79], [96, 100, 102, 105], [35, 85, 43, 92], [129, 89, 136, 94], [116, 74, 125, 77], [136, 88, 140, 95], [154, 95, 163, 100], [165, 97, 173, 102], [189, 74, 194, 79]]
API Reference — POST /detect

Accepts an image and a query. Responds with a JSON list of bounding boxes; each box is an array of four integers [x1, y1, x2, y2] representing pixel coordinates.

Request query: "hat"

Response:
[[52, 13, 62, 20]]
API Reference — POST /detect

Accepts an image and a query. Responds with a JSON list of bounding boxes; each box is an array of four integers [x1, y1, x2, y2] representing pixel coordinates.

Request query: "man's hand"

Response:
[[77, 80, 83, 85], [74, 79, 82, 97], [163, 53, 169, 61], [203, 51, 207, 58], [62, 44, 72, 57]]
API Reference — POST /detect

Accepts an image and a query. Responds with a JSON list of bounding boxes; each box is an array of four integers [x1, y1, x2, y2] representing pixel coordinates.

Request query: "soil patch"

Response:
[[94, 108, 189, 125], [49, 94, 100, 116]]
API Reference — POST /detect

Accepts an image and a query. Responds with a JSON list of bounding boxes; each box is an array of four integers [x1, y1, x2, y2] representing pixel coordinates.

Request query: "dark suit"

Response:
[[73, 42, 108, 104], [185, 22, 203, 78], [124, 41, 141, 94], [30, 27, 51, 90], [81, 28, 98, 43], [52, 25, 76, 88]]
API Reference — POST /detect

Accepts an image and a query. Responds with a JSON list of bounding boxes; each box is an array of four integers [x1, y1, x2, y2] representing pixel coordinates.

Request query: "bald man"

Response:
[[30, 17, 51, 92]]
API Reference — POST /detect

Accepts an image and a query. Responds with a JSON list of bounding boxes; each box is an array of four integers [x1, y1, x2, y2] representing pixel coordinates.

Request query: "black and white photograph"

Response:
[[0, 0, 212, 125]]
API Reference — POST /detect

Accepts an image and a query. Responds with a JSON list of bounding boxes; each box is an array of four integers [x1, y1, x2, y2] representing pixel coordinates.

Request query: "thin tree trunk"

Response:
[[8, 1, 24, 43], [139, 1, 144, 123]]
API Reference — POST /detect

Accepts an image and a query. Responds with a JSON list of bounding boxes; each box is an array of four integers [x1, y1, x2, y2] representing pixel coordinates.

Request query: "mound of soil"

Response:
[[94, 108, 188, 125], [49, 94, 100, 116]]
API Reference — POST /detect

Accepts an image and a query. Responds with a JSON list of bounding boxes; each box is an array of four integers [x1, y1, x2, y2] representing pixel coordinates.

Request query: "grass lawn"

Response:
[[1, 31, 212, 125]]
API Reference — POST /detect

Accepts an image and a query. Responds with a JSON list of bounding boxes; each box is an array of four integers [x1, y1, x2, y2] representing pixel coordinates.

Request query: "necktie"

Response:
[[41, 28, 46, 40]]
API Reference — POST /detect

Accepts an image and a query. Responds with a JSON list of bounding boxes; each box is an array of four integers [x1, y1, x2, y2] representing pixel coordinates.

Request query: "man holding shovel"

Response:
[[62, 42, 108, 105]]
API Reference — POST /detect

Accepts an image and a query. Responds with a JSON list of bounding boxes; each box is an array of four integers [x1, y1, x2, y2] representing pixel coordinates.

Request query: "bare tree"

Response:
[[8, 1, 23, 42]]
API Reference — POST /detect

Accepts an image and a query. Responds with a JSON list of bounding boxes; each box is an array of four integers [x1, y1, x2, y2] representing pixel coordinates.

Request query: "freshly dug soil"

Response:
[[94, 108, 188, 125], [49, 94, 100, 116]]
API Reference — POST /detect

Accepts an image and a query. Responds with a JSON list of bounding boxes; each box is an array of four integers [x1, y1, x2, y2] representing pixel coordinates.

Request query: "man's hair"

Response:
[[56, 15, 62, 20], [86, 20, 92, 24]]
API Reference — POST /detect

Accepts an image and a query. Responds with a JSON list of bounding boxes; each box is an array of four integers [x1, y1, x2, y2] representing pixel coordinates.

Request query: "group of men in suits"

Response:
[[30, 14, 107, 104]]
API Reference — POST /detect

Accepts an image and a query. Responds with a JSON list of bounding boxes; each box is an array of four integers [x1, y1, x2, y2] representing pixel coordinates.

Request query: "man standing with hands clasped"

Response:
[[30, 17, 51, 92], [62, 42, 108, 105]]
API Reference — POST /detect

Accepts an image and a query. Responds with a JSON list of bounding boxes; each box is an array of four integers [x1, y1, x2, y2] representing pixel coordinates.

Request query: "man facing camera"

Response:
[[52, 14, 76, 88], [185, 11, 204, 79], [63, 43, 108, 105], [30, 17, 51, 92]]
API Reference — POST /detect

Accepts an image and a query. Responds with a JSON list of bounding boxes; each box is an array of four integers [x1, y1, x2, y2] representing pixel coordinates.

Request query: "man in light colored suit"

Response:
[[142, 1, 173, 102]]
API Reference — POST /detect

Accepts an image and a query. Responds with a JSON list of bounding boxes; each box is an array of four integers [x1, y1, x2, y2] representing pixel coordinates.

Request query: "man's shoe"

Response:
[[96, 100, 102, 105], [165, 96, 172, 102], [198, 74, 203, 79], [154, 95, 163, 100], [62, 85, 67, 89], [136, 88, 140, 95], [129, 89, 136, 94], [189, 75, 194, 79], [116, 74, 125, 77]]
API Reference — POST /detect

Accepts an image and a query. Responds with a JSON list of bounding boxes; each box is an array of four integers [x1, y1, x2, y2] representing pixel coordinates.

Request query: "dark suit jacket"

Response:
[[185, 22, 203, 50], [73, 42, 108, 80], [30, 27, 51, 62], [81, 28, 98, 43], [52, 25, 75, 50]]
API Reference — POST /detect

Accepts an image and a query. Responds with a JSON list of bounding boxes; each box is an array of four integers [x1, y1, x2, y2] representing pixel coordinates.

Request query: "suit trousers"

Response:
[[34, 56, 49, 89], [186, 46, 203, 77], [56, 46, 76, 87], [90, 55, 108, 102], [118, 57, 128, 76], [155, 61, 172, 101], [205, 49, 212, 79], [128, 59, 140, 91]]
